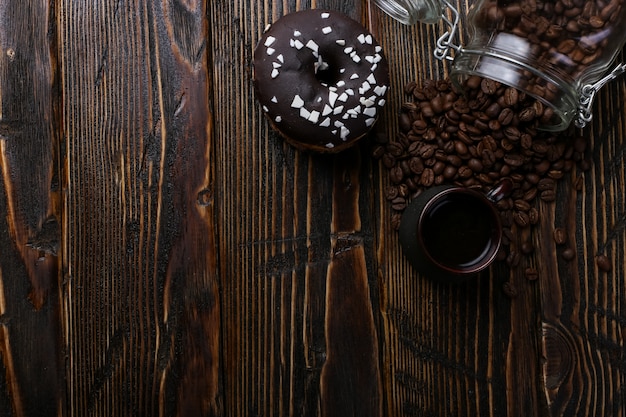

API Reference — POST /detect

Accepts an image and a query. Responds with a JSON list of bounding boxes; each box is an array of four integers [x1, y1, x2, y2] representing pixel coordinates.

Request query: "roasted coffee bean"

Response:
[[528, 208, 540, 225], [596, 254, 612, 272], [408, 157, 424, 175], [391, 197, 408, 211], [538, 178, 556, 191], [420, 168, 435, 187], [540, 189, 556, 202], [372, 145, 385, 160], [385, 185, 399, 200], [521, 240, 534, 254], [506, 250, 521, 268], [502, 281, 519, 298], [525, 267, 539, 281], [562, 247, 576, 261], [513, 211, 530, 227], [553, 228, 567, 245], [382, 153, 395, 168], [390, 166, 404, 184], [514, 199, 531, 212]]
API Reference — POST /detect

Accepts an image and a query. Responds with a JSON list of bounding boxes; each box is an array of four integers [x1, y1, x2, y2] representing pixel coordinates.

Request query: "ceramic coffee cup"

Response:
[[398, 180, 511, 283]]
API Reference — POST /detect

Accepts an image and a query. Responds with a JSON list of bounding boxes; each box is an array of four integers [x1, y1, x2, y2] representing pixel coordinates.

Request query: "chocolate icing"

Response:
[[253, 9, 390, 153]]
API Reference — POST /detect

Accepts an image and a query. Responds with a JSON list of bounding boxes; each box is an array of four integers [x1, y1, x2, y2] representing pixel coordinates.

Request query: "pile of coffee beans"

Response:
[[472, 0, 625, 103], [373, 76, 594, 272]]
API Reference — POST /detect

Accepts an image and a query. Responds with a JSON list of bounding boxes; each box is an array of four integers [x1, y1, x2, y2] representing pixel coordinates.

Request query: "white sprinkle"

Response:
[[350, 73, 359, 80], [267, 47, 275, 55], [352, 55, 361, 63], [271, 68, 279, 78], [329, 91, 339, 107], [290, 39, 295, 47], [294, 39, 304, 49], [342, 113, 350, 120], [322, 26, 332, 34], [344, 47, 354, 54], [339, 68, 346, 73], [320, 117, 331, 127], [271, 96, 278, 103], [346, 89, 354, 96], [350, 51, 357, 57], [264, 36, 276, 47], [275, 116, 282, 123], [325, 142, 335, 148], [367, 74, 376, 84], [336, 80, 346, 88], [371, 64, 378, 71], [294, 30, 302, 36], [357, 34, 366, 44], [321, 12, 330, 18], [360, 97, 375, 107], [300, 107, 311, 119], [317, 97, 323, 103], [364, 107, 377, 117], [374, 54, 382, 63], [334, 120, 344, 128], [329, 86, 338, 92], [347, 105, 361, 115], [322, 104, 333, 116], [378, 99, 386, 106], [277, 54, 284, 63], [359, 82, 371, 94], [306, 40, 319, 52], [264, 24, 272, 33], [262, 105, 269, 112], [365, 56, 375, 64], [337, 92, 349, 102], [336, 39, 346, 46], [291, 95, 305, 108], [340, 126, 350, 139], [273, 62, 282, 69], [332, 130, 337, 135], [365, 34, 373, 44], [374, 85, 388, 96], [375, 46, 382, 53], [333, 105, 344, 115], [308, 110, 320, 123], [365, 118, 376, 127]]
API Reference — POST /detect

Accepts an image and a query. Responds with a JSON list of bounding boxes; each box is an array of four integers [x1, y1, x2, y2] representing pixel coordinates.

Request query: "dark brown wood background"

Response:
[[0, 0, 624, 416]]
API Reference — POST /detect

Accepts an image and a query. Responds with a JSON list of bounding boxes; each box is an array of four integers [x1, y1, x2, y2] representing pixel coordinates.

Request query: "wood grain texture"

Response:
[[0, 0, 625, 415], [58, 0, 219, 415], [0, 0, 62, 416]]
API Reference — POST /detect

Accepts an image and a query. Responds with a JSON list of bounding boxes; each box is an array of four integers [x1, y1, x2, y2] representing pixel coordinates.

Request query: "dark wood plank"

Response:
[[210, 0, 383, 414], [0, 0, 63, 415], [58, 1, 220, 415]]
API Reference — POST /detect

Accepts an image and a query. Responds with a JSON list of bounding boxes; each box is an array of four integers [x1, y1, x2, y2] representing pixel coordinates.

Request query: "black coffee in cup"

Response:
[[420, 192, 495, 270], [399, 184, 507, 282]]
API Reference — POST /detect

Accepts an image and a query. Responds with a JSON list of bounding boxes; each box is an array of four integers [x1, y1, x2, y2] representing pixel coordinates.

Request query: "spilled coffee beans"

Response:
[[373, 76, 590, 268]]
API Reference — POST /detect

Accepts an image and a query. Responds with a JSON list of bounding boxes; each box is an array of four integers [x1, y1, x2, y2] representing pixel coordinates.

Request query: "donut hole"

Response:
[[314, 56, 342, 86]]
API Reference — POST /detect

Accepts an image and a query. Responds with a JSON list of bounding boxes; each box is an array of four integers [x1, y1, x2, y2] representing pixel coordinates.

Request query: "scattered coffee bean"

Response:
[[596, 254, 612, 272], [525, 267, 539, 281], [502, 281, 519, 299], [562, 247, 576, 261], [553, 228, 567, 245]]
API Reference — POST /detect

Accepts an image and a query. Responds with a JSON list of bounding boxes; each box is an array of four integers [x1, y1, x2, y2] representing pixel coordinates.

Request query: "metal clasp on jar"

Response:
[[577, 63, 626, 128]]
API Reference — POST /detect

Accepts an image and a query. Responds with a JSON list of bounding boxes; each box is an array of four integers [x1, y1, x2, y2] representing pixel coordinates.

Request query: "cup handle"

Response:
[[485, 178, 513, 203]]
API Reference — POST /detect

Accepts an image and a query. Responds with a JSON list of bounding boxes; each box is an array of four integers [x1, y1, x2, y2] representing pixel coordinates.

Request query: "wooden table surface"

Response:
[[0, 0, 625, 416]]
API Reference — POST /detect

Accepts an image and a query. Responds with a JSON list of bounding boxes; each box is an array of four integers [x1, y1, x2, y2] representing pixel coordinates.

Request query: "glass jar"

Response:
[[375, 0, 626, 130]]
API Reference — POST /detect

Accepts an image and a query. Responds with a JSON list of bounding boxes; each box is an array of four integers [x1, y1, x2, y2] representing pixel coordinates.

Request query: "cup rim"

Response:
[[416, 187, 502, 276]]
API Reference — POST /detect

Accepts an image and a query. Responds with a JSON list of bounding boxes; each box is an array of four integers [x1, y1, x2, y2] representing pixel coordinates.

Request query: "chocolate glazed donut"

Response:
[[253, 9, 390, 153]]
